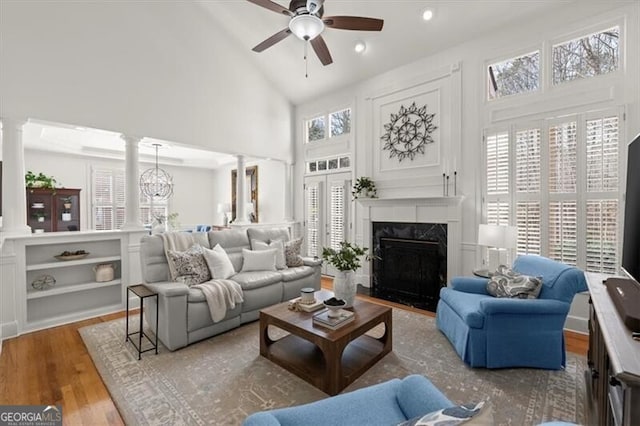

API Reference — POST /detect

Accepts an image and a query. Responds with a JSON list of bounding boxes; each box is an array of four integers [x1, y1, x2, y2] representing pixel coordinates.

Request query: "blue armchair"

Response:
[[436, 255, 587, 369], [243, 375, 453, 426]]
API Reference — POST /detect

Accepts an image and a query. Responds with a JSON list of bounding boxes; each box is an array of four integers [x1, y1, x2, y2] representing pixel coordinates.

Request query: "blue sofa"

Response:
[[436, 255, 587, 369], [243, 375, 454, 426]]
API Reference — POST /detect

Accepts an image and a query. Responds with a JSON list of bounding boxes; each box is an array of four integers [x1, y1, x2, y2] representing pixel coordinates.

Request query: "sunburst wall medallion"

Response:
[[380, 102, 438, 162]]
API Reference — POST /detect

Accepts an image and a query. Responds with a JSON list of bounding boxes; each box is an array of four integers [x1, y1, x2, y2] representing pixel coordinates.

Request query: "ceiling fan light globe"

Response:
[[289, 14, 324, 40]]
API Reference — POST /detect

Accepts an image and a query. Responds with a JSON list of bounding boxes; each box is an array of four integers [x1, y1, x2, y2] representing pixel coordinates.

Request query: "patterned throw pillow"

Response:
[[167, 245, 211, 286], [397, 401, 489, 426], [486, 265, 542, 299], [284, 237, 304, 267]]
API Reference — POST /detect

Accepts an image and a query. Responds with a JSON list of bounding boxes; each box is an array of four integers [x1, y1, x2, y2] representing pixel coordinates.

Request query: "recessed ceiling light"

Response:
[[422, 9, 434, 21], [354, 41, 366, 54]]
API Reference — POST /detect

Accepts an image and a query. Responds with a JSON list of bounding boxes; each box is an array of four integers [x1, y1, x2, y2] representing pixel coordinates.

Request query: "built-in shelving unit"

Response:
[[20, 232, 126, 332]]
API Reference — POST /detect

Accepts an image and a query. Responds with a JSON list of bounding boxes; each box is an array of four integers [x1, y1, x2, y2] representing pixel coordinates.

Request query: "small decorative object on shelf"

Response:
[[54, 250, 89, 261], [61, 196, 72, 210], [352, 177, 377, 200], [33, 212, 46, 222], [93, 263, 115, 282], [31, 275, 56, 291]]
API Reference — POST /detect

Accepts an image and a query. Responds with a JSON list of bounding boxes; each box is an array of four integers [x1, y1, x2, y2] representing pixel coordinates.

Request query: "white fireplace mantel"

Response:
[[355, 196, 464, 287]]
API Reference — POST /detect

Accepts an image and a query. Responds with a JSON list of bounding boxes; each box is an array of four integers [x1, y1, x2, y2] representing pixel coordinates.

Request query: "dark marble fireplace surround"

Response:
[[371, 222, 447, 312]]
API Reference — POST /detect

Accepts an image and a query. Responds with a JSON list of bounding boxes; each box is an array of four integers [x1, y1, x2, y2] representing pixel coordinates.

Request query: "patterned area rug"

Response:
[[80, 309, 586, 425]]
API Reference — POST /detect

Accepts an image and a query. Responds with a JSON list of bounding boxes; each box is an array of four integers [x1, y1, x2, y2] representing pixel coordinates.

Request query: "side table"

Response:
[[126, 284, 159, 360]]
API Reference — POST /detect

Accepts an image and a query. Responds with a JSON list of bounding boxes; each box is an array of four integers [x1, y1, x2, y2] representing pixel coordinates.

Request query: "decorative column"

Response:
[[1, 117, 31, 236], [235, 155, 249, 225], [120, 135, 144, 230], [284, 162, 294, 221]]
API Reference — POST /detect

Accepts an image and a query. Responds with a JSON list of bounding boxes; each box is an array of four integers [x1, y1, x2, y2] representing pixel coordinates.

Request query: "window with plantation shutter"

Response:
[[549, 201, 578, 265], [586, 116, 619, 192], [305, 182, 320, 258], [487, 201, 510, 226], [586, 200, 618, 274], [92, 167, 167, 230], [549, 121, 577, 193], [483, 109, 622, 275], [516, 129, 540, 192], [516, 202, 541, 255], [486, 131, 509, 195], [329, 182, 345, 250]]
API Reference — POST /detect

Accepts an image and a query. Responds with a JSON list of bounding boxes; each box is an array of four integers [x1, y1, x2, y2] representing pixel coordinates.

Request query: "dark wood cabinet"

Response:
[[585, 272, 640, 426], [26, 188, 81, 233]]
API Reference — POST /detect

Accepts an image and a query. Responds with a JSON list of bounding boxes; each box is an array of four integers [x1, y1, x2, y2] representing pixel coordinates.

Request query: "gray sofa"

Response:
[[139, 227, 322, 351]]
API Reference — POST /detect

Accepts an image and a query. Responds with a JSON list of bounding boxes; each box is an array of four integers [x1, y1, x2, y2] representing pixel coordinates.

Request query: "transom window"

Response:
[[487, 51, 540, 100], [307, 156, 351, 174], [487, 25, 621, 101], [552, 26, 619, 85], [306, 108, 352, 143]]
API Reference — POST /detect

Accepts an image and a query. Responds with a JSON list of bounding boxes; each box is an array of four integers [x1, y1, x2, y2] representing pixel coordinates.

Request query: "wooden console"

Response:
[[585, 272, 640, 426]]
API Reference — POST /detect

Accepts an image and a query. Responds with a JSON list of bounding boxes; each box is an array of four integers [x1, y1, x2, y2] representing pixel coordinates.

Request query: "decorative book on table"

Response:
[[290, 298, 325, 312], [312, 309, 354, 330]]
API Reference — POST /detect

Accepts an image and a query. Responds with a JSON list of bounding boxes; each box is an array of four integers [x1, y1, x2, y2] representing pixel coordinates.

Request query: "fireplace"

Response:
[[371, 222, 447, 312]]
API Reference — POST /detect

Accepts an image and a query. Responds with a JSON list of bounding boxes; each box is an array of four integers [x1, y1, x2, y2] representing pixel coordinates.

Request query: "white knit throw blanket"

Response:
[[191, 279, 244, 323]]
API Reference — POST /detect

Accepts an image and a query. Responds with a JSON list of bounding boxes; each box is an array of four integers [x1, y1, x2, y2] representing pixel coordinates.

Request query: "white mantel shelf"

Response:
[[356, 196, 464, 207]]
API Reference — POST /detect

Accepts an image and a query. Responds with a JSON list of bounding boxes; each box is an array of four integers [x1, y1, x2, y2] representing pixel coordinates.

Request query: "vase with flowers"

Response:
[[321, 241, 371, 307]]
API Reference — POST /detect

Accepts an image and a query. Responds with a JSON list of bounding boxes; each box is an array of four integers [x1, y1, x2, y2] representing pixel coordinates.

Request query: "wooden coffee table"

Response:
[[259, 290, 392, 396]]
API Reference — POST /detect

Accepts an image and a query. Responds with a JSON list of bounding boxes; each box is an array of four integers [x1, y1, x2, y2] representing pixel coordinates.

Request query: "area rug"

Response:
[[80, 309, 586, 425]]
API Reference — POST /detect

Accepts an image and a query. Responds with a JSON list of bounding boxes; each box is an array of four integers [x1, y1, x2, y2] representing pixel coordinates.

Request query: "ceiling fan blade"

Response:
[[252, 28, 292, 52], [246, 0, 293, 16], [310, 35, 333, 66], [323, 16, 384, 31]]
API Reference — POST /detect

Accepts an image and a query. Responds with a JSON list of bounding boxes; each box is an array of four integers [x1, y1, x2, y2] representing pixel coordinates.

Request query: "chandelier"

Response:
[[139, 143, 173, 200]]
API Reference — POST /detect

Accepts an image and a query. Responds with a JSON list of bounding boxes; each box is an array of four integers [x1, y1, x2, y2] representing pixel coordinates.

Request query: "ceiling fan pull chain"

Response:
[[304, 40, 309, 78]]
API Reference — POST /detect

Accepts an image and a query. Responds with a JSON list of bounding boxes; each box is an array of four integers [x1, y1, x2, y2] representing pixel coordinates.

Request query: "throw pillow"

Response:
[[397, 401, 490, 426], [251, 239, 287, 270], [284, 237, 304, 267], [166, 245, 211, 286], [241, 248, 277, 272], [486, 265, 542, 299], [202, 244, 236, 280]]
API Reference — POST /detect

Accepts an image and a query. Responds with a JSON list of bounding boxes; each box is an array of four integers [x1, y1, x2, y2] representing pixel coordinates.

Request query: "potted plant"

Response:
[[61, 197, 72, 210], [25, 171, 59, 190], [322, 241, 371, 307], [352, 177, 377, 200], [33, 212, 46, 223]]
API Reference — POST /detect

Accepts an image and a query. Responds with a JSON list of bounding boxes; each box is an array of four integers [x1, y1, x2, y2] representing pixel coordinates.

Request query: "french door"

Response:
[[304, 172, 351, 276]]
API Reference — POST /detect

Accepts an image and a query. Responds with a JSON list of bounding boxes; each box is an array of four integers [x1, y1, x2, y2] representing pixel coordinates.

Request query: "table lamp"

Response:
[[478, 224, 517, 272]]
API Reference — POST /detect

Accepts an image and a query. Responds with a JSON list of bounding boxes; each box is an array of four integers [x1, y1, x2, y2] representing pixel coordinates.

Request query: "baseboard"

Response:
[[565, 314, 588, 334], [1, 320, 18, 340]]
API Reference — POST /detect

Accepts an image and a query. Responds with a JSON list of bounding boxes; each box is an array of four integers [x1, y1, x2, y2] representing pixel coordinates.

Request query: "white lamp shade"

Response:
[[289, 14, 325, 40], [478, 224, 517, 249]]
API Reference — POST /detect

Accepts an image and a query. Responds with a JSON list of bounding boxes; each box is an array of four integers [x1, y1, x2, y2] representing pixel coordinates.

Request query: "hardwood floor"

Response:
[[0, 277, 588, 425]]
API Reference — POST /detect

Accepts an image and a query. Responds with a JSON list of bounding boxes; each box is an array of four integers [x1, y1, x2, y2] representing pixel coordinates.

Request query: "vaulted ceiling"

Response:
[[198, 0, 574, 105]]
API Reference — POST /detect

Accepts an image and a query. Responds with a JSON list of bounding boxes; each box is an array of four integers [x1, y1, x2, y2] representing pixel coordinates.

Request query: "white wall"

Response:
[[0, 1, 294, 162], [294, 1, 640, 333], [213, 159, 287, 225], [24, 149, 219, 230]]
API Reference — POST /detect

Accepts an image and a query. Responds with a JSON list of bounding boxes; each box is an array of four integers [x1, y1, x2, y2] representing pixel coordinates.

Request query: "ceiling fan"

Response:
[[247, 0, 384, 66]]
